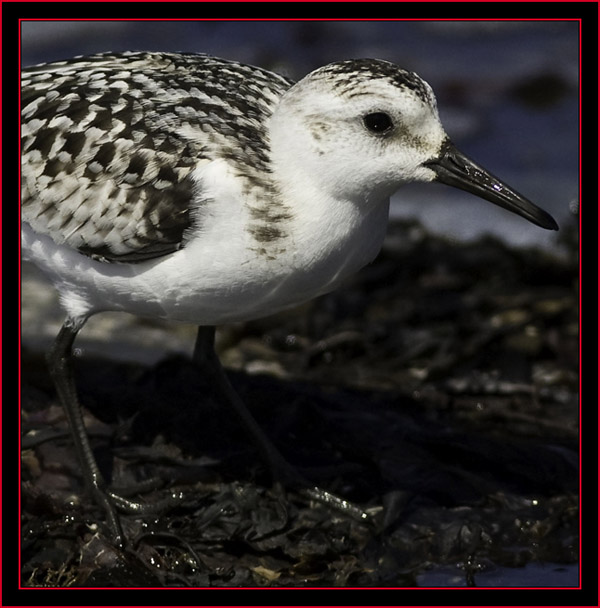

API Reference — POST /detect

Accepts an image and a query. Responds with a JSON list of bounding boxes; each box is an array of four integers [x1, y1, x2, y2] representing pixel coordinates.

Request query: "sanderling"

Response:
[[21, 52, 558, 543]]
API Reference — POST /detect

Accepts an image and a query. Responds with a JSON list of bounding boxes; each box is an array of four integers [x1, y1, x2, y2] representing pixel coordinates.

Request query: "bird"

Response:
[[21, 51, 558, 545]]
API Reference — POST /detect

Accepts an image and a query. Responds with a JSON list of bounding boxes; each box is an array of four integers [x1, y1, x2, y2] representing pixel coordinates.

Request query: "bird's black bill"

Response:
[[426, 140, 558, 231]]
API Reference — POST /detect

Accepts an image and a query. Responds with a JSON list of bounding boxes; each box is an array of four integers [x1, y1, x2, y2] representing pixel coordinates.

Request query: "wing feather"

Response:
[[21, 51, 292, 262]]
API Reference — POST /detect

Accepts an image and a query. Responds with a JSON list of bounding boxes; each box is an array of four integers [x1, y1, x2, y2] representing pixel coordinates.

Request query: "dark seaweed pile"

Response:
[[20, 218, 579, 587]]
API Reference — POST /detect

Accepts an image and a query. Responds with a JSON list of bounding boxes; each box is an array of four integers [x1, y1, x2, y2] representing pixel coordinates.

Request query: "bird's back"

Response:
[[21, 52, 293, 262]]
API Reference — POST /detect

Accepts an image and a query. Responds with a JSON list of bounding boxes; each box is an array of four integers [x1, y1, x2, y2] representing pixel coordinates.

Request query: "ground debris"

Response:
[[21, 219, 579, 587]]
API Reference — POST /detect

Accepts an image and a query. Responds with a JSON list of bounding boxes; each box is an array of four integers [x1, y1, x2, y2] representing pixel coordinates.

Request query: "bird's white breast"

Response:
[[22, 157, 391, 326]]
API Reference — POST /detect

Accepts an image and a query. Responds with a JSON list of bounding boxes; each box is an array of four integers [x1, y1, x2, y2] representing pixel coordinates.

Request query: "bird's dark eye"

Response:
[[363, 112, 393, 134]]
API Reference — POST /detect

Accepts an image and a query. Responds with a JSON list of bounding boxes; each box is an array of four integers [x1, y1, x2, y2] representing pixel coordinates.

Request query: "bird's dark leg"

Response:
[[192, 327, 370, 520], [47, 318, 179, 545], [192, 326, 301, 487], [46, 318, 125, 543]]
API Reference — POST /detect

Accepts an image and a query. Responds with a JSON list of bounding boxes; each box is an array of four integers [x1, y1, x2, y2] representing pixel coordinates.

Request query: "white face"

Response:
[[269, 67, 448, 205]]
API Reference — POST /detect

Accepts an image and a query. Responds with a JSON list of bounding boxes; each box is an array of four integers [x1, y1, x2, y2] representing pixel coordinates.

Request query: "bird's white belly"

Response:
[[21, 198, 389, 326]]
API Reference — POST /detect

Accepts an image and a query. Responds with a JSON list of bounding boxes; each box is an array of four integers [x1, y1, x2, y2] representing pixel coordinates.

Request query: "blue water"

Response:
[[416, 561, 579, 588]]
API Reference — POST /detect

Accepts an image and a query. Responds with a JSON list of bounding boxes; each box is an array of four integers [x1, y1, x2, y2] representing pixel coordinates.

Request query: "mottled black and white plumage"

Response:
[[21, 52, 294, 261], [21, 52, 557, 543]]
